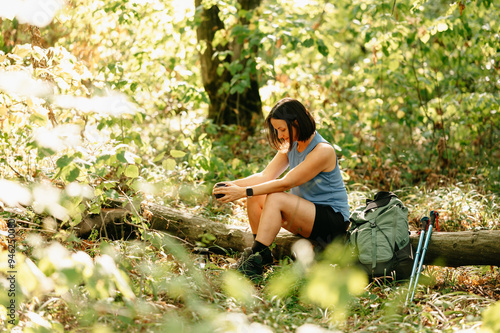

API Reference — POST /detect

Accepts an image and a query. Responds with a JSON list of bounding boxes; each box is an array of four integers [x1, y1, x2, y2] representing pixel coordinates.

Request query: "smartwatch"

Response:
[[246, 187, 254, 198]]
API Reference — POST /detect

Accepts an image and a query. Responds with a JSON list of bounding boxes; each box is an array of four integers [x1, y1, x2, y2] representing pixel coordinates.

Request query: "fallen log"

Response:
[[141, 202, 500, 267], [412, 230, 500, 267], [141, 201, 303, 258]]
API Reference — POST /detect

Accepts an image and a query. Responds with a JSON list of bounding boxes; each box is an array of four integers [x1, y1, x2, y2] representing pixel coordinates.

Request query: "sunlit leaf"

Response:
[[231, 158, 240, 169], [481, 301, 500, 333], [124, 165, 139, 178], [303, 262, 367, 322], [153, 151, 166, 162], [12, 44, 31, 58], [437, 22, 448, 32], [420, 32, 430, 43], [436, 71, 444, 82], [267, 265, 301, 298], [18, 257, 54, 296], [25, 311, 52, 329], [124, 151, 139, 164], [170, 150, 186, 158], [222, 270, 256, 305], [389, 59, 400, 71], [163, 158, 176, 170]]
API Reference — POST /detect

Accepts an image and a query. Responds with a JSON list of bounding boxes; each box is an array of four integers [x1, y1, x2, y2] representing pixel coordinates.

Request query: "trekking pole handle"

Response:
[[430, 210, 439, 230], [421, 216, 429, 233], [430, 210, 440, 231]]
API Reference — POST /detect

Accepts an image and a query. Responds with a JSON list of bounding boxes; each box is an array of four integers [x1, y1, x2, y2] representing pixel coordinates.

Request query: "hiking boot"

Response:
[[233, 247, 253, 269], [236, 248, 273, 279]]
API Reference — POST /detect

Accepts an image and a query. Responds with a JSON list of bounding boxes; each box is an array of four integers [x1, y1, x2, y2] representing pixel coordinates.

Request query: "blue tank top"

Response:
[[287, 131, 350, 221]]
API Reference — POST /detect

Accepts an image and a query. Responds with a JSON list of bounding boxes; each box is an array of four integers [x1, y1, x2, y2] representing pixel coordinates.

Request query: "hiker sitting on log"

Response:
[[213, 97, 350, 279]]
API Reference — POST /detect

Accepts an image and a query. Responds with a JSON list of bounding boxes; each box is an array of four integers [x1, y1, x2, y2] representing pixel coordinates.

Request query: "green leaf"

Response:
[[302, 38, 314, 47], [124, 165, 139, 178], [66, 167, 80, 182], [153, 151, 166, 162], [388, 59, 400, 71], [231, 158, 240, 169], [56, 155, 74, 169], [316, 39, 329, 56], [163, 158, 176, 170], [222, 271, 256, 306], [482, 301, 500, 333], [420, 32, 430, 43], [116, 151, 128, 163], [170, 150, 186, 158], [437, 22, 448, 32]]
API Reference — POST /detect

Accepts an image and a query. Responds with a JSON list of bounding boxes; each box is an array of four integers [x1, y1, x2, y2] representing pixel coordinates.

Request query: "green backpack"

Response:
[[347, 191, 414, 280]]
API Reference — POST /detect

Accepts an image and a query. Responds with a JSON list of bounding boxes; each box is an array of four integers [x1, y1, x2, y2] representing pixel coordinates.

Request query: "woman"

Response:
[[213, 98, 350, 279]]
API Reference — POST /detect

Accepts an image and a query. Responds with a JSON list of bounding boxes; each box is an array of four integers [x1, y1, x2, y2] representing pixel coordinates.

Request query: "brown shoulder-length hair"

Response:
[[265, 98, 316, 151]]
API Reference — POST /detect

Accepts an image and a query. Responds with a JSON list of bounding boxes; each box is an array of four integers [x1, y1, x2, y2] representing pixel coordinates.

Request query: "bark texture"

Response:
[[195, 0, 262, 132]]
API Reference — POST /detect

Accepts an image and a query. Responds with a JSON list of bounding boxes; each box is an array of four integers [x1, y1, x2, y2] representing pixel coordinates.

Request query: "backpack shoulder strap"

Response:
[[370, 218, 377, 269], [364, 191, 398, 212]]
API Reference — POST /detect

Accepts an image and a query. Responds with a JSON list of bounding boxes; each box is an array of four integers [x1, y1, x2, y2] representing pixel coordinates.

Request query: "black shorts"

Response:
[[308, 204, 349, 248]]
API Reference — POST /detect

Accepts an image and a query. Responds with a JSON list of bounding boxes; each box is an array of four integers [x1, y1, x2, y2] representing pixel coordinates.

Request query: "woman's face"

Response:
[[270, 118, 296, 143]]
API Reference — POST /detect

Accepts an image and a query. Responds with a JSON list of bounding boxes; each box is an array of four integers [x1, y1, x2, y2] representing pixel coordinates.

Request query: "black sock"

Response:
[[252, 240, 272, 261]]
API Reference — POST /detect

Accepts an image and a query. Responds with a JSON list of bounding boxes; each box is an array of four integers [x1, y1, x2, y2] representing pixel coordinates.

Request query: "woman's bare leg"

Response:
[[255, 192, 316, 246], [246, 195, 266, 234]]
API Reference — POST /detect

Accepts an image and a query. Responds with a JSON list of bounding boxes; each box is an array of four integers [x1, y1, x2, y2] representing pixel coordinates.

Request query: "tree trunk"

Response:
[[195, 0, 262, 132], [140, 202, 500, 267]]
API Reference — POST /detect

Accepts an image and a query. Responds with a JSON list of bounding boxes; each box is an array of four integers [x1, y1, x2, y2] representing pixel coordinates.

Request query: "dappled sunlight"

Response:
[[0, 0, 64, 27], [65, 182, 94, 199], [54, 93, 137, 117], [0, 70, 53, 97], [0, 180, 32, 207], [32, 183, 69, 221], [34, 124, 81, 151]]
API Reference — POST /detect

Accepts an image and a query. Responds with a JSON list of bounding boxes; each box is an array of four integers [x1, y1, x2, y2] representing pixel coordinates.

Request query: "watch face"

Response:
[[246, 188, 253, 197]]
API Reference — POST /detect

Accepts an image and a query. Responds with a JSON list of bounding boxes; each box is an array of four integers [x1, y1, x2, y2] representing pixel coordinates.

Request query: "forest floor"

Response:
[[2, 182, 500, 332]]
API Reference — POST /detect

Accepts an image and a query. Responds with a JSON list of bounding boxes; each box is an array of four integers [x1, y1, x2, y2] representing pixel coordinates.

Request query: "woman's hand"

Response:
[[212, 182, 246, 203]]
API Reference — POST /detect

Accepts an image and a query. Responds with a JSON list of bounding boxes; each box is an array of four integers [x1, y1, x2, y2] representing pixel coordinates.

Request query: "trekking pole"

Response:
[[434, 210, 440, 232], [405, 216, 429, 305], [409, 211, 437, 303]]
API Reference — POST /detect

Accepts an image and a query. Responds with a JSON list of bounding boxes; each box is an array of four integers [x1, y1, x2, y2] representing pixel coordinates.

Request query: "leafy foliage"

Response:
[[0, 0, 499, 332]]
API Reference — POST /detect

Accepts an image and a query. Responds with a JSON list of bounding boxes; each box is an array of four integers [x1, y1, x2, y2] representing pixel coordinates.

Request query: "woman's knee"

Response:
[[263, 192, 288, 207], [247, 195, 266, 209]]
